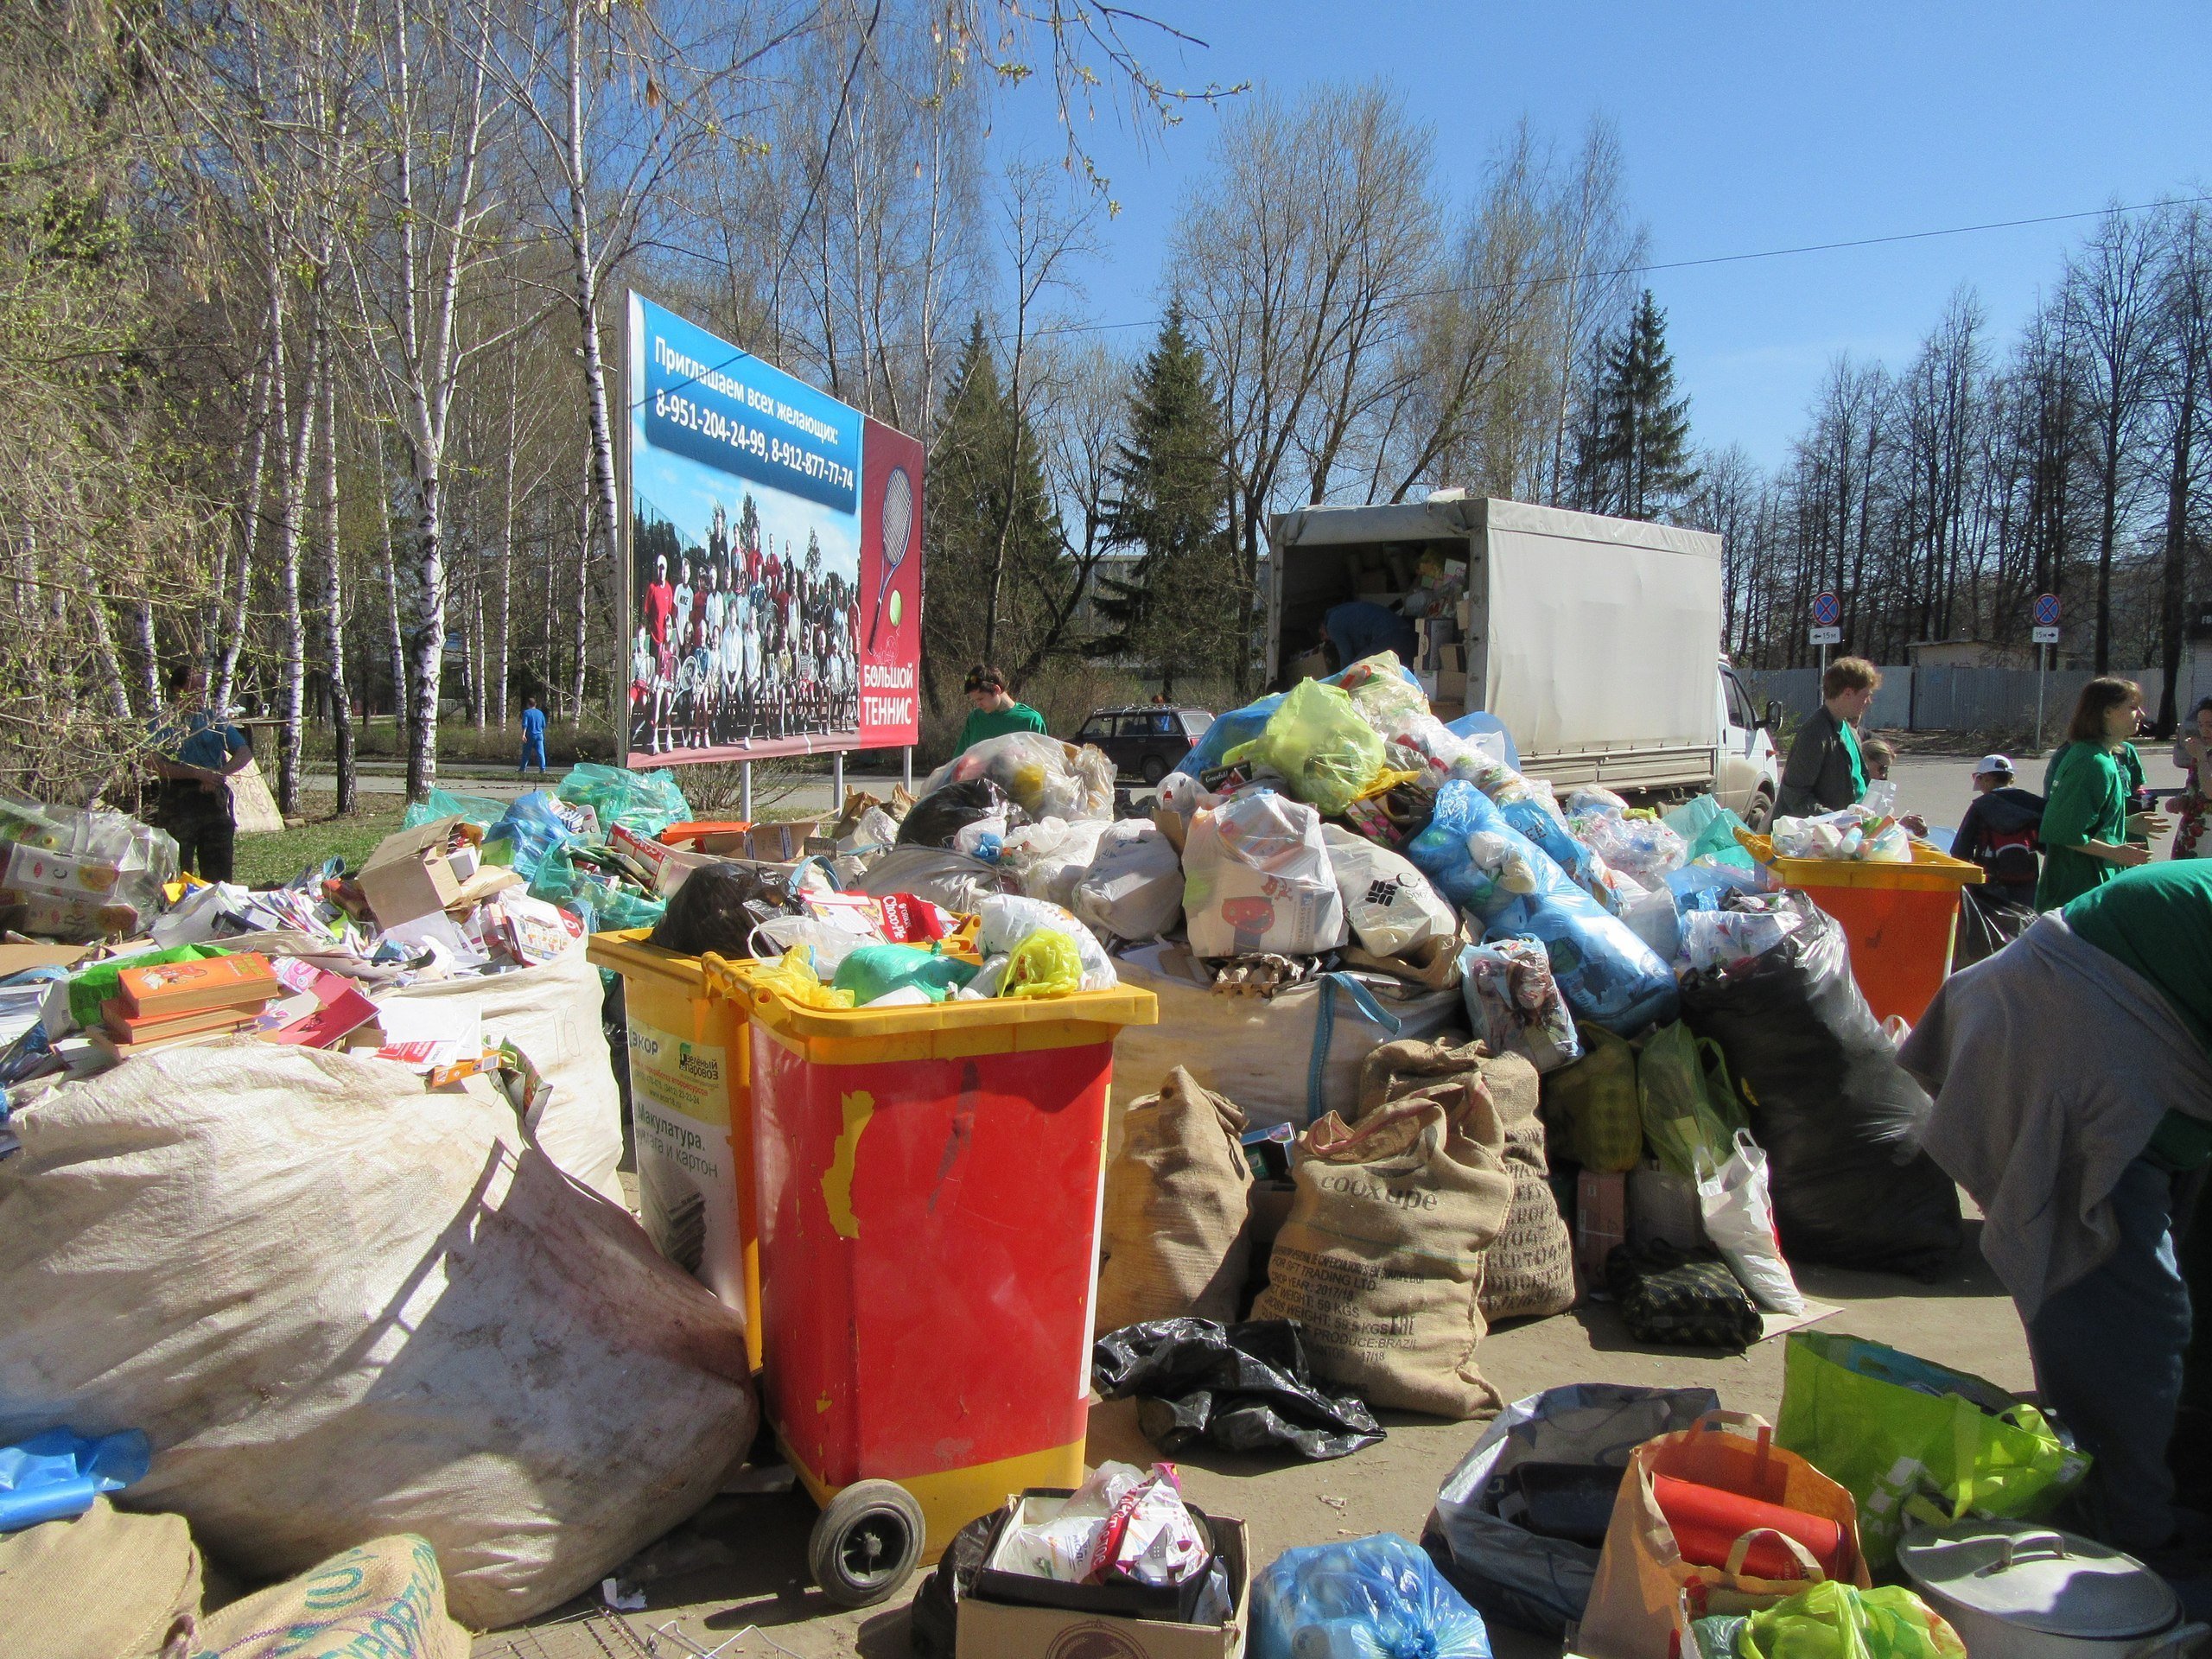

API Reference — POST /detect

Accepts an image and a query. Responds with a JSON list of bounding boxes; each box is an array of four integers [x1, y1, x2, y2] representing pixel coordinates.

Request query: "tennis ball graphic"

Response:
[[888, 590, 904, 628]]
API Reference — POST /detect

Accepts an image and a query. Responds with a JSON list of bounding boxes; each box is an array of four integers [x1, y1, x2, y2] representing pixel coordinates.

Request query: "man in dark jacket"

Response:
[[1777, 657, 1880, 817], [1950, 753, 2045, 907]]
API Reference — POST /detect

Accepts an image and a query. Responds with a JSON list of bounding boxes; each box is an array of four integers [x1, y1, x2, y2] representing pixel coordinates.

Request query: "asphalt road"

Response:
[[1887, 747, 2188, 857]]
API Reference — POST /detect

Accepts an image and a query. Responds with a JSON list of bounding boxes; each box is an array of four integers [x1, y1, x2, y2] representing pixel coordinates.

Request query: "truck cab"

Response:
[[1716, 659, 1780, 830]]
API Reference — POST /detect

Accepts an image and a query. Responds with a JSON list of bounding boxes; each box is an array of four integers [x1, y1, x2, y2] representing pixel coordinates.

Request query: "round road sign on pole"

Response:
[[2033, 592, 2060, 627], [1812, 591, 1841, 627]]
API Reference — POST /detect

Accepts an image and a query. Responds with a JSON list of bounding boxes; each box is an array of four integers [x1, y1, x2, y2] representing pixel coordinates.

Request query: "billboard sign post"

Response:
[[2032, 593, 2060, 748], [621, 294, 922, 779]]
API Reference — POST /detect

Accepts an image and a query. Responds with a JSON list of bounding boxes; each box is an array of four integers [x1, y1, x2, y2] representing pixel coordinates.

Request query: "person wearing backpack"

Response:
[[1950, 754, 2044, 907]]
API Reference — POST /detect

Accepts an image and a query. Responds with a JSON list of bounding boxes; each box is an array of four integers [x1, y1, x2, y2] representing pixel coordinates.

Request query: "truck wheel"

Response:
[[1745, 790, 1775, 834]]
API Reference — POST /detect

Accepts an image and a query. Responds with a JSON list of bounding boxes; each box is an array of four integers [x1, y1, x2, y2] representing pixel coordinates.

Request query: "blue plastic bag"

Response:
[[1405, 782, 1548, 918], [1408, 785, 1677, 1033], [1497, 795, 1615, 912], [0, 1427, 149, 1532], [1252, 1534, 1492, 1659]]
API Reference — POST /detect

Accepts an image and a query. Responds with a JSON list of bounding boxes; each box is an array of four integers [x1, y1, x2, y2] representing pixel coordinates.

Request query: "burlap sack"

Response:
[[1357, 1039, 1575, 1323], [1255, 1065, 1513, 1419], [1095, 1068, 1254, 1332], [0, 1497, 199, 1659], [194, 1535, 472, 1659]]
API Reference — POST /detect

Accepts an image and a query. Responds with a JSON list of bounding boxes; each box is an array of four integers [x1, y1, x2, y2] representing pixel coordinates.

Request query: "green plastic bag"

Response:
[[1701, 1582, 1965, 1659], [1539, 1020, 1643, 1172], [1223, 679, 1386, 817], [555, 763, 691, 838], [1775, 1331, 2090, 1573], [833, 944, 977, 1005], [402, 788, 507, 830], [1638, 1021, 1750, 1180], [1664, 794, 1758, 871]]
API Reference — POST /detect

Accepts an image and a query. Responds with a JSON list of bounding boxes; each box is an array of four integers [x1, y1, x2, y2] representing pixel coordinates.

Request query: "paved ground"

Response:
[[472, 1210, 2029, 1659], [459, 742, 2138, 1659], [1885, 747, 2188, 856]]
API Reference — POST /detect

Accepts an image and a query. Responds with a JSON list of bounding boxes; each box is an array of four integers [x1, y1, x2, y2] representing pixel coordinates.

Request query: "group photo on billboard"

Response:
[[624, 293, 921, 766]]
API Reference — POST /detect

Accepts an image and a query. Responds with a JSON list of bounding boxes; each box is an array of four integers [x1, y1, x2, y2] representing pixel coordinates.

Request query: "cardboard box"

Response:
[[356, 818, 474, 927], [1435, 670, 1468, 703], [1577, 1167, 1627, 1283], [957, 1506, 1249, 1659]]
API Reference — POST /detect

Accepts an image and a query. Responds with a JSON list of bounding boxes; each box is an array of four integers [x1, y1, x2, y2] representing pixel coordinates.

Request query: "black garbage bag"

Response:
[[1954, 884, 2037, 970], [1091, 1318, 1385, 1462], [1681, 892, 1961, 1279], [909, 1509, 999, 1659], [895, 778, 1026, 851], [646, 861, 799, 957]]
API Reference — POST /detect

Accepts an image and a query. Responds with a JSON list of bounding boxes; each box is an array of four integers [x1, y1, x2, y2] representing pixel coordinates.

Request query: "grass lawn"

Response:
[[232, 793, 410, 887]]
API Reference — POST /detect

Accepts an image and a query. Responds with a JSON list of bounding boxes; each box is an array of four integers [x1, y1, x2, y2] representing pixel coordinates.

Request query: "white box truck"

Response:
[[1267, 496, 1782, 828]]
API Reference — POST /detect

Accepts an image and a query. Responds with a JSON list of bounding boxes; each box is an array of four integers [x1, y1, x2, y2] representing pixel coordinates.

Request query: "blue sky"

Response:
[[989, 2, 2212, 472]]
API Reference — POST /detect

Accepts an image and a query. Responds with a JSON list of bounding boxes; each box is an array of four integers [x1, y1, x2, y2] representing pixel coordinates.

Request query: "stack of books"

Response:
[[97, 952, 280, 1059]]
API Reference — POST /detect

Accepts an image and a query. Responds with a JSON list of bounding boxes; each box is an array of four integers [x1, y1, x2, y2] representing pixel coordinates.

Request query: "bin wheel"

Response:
[[809, 1480, 925, 1608]]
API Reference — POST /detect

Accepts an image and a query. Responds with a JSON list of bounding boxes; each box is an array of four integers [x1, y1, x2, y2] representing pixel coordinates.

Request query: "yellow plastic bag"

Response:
[[1224, 679, 1388, 817], [755, 947, 856, 1009], [1002, 928, 1081, 998]]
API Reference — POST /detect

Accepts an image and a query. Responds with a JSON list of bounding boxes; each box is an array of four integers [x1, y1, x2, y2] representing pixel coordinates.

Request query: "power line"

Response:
[[635, 189, 2212, 406]]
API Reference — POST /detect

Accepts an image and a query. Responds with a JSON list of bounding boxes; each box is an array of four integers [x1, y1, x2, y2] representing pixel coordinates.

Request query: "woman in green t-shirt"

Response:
[[2037, 677, 2170, 909]]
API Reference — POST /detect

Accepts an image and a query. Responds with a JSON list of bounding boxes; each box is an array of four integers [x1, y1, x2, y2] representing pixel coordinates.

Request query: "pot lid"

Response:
[[1899, 1520, 2178, 1641]]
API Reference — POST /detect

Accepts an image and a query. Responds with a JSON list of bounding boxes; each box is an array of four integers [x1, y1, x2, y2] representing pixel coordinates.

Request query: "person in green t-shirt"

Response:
[[2037, 677, 2170, 909], [954, 664, 1046, 755]]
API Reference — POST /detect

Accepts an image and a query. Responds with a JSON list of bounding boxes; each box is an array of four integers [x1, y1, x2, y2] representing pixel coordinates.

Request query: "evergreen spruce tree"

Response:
[[1580, 290, 1698, 521], [1089, 302, 1237, 696], [921, 315, 1062, 702]]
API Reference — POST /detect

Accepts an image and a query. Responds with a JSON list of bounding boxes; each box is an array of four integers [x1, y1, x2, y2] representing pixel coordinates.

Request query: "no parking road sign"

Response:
[[2032, 592, 2060, 645], [1810, 591, 1841, 646]]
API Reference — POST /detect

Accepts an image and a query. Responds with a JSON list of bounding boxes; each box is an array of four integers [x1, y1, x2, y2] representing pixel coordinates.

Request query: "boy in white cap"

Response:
[[1950, 753, 2045, 906]]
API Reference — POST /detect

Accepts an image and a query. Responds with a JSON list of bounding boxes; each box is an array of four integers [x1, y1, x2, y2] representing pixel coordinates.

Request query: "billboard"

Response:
[[623, 293, 922, 765]]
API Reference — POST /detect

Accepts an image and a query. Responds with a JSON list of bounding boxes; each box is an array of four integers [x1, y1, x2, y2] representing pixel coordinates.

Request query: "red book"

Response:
[[253, 969, 378, 1050], [119, 953, 277, 1019]]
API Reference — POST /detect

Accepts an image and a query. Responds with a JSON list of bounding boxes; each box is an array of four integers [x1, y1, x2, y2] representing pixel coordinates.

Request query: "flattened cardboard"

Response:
[[957, 1511, 1247, 1659]]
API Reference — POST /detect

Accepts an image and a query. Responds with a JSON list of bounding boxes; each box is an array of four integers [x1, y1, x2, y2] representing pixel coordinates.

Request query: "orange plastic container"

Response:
[[1759, 842, 1985, 1026], [743, 976, 1154, 1602]]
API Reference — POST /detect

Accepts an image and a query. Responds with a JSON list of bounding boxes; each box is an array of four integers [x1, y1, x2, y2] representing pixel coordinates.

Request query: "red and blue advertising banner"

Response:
[[623, 293, 922, 765]]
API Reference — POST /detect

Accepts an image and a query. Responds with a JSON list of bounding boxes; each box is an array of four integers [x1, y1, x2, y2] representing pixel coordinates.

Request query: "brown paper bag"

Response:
[[1094, 1067, 1254, 1332], [1357, 1039, 1575, 1322], [1254, 1065, 1512, 1419], [1579, 1411, 1871, 1659]]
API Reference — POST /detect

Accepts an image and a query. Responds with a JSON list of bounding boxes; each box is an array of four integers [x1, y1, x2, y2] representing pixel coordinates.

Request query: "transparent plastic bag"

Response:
[[977, 893, 1116, 990], [1575, 814, 1688, 887], [1223, 679, 1387, 817], [921, 732, 1113, 823], [403, 788, 509, 830], [1337, 652, 1433, 742], [1460, 939, 1580, 1073], [1182, 794, 1347, 958], [1251, 1534, 1492, 1659], [1000, 817, 1110, 908]]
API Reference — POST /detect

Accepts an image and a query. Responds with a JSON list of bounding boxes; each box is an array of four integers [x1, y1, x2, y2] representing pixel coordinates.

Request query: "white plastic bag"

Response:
[[0, 1043, 756, 1629], [977, 893, 1117, 990], [1182, 794, 1347, 959], [1001, 817, 1111, 908], [1320, 825, 1457, 958], [1695, 1131, 1804, 1313], [920, 732, 1115, 823], [1072, 818, 1184, 942]]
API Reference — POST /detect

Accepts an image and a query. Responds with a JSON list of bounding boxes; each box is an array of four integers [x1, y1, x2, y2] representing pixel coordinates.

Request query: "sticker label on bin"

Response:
[[627, 1020, 744, 1316]]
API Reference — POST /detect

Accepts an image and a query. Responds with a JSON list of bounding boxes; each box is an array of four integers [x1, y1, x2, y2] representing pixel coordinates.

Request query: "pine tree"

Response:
[[1089, 302, 1238, 696], [920, 315, 1062, 708], [1576, 291, 1698, 521]]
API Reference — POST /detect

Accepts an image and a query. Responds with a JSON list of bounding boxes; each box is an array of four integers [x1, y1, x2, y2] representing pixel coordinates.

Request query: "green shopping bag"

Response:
[[1774, 1331, 2090, 1572], [1540, 1020, 1643, 1172], [1637, 1022, 1749, 1179]]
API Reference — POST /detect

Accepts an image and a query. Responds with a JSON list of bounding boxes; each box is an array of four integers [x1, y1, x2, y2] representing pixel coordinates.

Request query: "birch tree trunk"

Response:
[[272, 289, 321, 818], [317, 312, 355, 813]]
